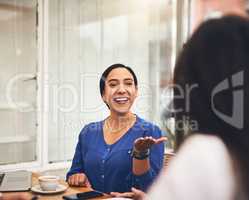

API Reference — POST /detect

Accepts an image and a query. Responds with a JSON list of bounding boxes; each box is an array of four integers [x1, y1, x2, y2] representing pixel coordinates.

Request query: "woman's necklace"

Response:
[[105, 115, 136, 134]]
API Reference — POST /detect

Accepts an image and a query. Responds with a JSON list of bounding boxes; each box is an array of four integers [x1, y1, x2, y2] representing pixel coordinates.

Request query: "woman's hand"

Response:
[[134, 136, 167, 152], [131, 187, 146, 200], [67, 173, 91, 187], [110, 187, 146, 200]]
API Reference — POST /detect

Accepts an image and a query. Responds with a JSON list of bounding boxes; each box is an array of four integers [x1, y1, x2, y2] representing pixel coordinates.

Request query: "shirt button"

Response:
[[102, 159, 105, 163], [101, 175, 104, 179], [107, 148, 110, 151]]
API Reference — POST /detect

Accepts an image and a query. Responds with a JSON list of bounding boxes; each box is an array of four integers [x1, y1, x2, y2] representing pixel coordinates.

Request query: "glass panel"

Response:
[[0, 0, 37, 165], [47, 0, 175, 163]]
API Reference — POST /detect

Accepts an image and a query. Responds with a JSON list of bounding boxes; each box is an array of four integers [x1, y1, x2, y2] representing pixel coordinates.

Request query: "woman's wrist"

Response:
[[132, 147, 150, 160]]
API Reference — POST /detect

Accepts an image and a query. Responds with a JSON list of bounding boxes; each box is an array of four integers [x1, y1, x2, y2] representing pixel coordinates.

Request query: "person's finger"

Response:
[[134, 139, 145, 149], [69, 174, 80, 186], [135, 139, 151, 151], [110, 192, 120, 196], [135, 136, 166, 151], [131, 187, 140, 192], [118, 192, 134, 198], [144, 136, 167, 145], [78, 174, 86, 186], [85, 181, 91, 188], [137, 137, 147, 143], [78, 174, 84, 182], [155, 137, 168, 144], [85, 177, 92, 188], [110, 192, 134, 198], [137, 139, 145, 146], [79, 174, 88, 186], [132, 187, 145, 194], [134, 138, 143, 146], [131, 187, 146, 200], [69, 173, 90, 187], [67, 176, 71, 185], [72, 175, 78, 186], [141, 138, 154, 148], [75, 174, 81, 186], [147, 138, 156, 146], [68, 176, 74, 186]]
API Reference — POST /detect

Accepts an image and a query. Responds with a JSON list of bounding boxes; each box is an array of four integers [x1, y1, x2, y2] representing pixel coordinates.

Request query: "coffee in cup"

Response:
[[38, 175, 59, 191]]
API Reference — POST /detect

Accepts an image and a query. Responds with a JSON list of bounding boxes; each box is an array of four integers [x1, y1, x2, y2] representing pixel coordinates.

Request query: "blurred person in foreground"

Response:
[[145, 15, 249, 200]]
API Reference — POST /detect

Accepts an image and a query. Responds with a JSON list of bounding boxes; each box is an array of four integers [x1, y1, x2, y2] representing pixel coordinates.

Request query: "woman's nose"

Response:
[[117, 84, 126, 93]]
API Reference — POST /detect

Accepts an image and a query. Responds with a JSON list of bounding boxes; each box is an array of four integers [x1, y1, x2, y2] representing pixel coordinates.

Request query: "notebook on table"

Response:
[[0, 170, 32, 192]]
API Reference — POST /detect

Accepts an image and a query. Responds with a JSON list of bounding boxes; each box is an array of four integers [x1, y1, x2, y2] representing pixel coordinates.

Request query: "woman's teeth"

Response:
[[114, 97, 128, 103]]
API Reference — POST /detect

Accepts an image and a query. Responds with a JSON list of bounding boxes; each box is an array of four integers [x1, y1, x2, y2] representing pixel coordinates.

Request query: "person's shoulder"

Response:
[[79, 120, 103, 137], [85, 120, 103, 130], [170, 134, 233, 176], [182, 134, 228, 155], [148, 134, 236, 200], [184, 134, 223, 146]]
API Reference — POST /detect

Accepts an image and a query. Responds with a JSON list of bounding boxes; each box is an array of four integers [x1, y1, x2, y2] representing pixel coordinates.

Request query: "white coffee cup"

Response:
[[38, 175, 59, 191]]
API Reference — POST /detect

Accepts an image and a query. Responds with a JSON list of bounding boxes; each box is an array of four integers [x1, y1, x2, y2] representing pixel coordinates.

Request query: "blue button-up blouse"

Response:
[[66, 116, 165, 193]]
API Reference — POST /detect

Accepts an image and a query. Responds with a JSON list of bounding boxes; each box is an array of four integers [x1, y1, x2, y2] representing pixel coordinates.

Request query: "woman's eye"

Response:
[[109, 83, 117, 87], [125, 82, 133, 86]]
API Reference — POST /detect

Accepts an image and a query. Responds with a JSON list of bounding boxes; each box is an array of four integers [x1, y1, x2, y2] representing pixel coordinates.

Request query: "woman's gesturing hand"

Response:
[[67, 173, 91, 187], [134, 136, 167, 152]]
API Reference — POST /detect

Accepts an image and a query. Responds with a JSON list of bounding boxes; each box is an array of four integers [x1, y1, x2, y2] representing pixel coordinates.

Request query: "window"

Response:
[[0, 0, 188, 169], [0, 0, 38, 166]]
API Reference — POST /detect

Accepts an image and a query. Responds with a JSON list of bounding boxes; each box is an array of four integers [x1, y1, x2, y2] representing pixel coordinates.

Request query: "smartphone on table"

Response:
[[63, 190, 104, 200]]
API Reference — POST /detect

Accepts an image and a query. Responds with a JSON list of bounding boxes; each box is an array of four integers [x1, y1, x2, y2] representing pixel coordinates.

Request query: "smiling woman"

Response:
[[66, 64, 167, 194], [100, 64, 138, 115]]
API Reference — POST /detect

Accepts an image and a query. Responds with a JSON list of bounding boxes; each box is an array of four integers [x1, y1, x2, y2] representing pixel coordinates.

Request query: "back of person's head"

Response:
[[173, 15, 249, 198]]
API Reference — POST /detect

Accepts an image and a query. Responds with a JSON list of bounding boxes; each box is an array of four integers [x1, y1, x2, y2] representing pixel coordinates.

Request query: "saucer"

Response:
[[31, 184, 68, 194]]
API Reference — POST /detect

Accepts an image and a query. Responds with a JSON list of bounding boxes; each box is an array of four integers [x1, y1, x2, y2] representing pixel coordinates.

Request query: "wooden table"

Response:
[[4, 173, 110, 200]]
